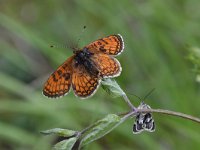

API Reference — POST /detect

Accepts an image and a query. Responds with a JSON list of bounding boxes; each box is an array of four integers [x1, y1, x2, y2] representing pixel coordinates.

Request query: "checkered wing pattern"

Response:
[[43, 56, 74, 98], [71, 62, 100, 98], [86, 34, 124, 56], [90, 53, 121, 78]]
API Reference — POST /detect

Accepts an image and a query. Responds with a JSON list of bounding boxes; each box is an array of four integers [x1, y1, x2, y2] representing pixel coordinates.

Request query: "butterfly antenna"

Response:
[[49, 44, 63, 48], [49, 42, 71, 49], [142, 88, 155, 102], [75, 25, 87, 50], [126, 91, 142, 102], [49, 40, 79, 54], [49, 26, 86, 53], [126, 88, 155, 103]]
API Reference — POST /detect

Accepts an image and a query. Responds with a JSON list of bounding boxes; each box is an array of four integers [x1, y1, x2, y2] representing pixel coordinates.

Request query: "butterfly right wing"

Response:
[[90, 53, 122, 78], [71, 62, 100, 98], [43, 56, 74, 98], [85, 34, 124, 56]]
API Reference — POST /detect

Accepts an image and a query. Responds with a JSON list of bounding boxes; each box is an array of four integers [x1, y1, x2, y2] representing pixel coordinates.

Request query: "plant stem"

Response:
[[121, 108, 200, 124], [122, 93, 137, 111], [139, 108, 200, 124], [119, 86, 200, 124]]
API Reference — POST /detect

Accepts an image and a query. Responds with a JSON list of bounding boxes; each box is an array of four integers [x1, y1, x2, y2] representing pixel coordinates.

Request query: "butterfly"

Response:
[[133, 102, 155, 134], [43, 34, 124, 99]]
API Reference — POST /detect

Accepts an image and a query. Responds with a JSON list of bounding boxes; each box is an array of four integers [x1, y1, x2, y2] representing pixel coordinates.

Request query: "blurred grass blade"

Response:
[[101, 78, 125, 98], [53, 137, 77, 150], [0, 13, 64, 64], [41, 128, 77, 137], [80, 114, 122, 148], [0, 72, 34, 100], [0, 121, 37, 145], [0, 42, 29, 73]]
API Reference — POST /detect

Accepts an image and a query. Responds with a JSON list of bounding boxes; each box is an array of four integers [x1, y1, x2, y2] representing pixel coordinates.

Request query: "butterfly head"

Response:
[[138, 101, 151, 110], [72, 47, 80, 54]]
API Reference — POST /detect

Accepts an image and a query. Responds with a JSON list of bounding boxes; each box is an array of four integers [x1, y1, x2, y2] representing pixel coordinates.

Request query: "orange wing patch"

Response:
[[43, 56, 74, 98], [72, 63, 100, 98], [86, 34, 124, 56], [91, 53, 121, 78]]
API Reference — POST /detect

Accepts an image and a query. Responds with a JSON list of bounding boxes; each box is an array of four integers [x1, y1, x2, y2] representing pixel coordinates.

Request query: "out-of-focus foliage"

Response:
[[0, 0, 200, 150]]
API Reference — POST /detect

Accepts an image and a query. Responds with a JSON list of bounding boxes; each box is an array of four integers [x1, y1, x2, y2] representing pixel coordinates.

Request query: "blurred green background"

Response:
[[0, 0, 200, 150]]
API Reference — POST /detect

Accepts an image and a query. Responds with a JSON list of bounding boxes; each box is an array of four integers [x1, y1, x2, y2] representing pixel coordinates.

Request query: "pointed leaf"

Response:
[[101, 78, 125, 97], [80, 114, 122, 147], [53, 137, 77, 150], [40, 128, 77, 137]]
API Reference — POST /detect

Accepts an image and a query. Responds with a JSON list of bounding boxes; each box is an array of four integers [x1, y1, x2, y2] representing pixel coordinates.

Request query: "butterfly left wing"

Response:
[[90, 53, 122, 78], [71, 62, 100, 98], [85, 34, 124, 56], [43, 56, 74, 98]]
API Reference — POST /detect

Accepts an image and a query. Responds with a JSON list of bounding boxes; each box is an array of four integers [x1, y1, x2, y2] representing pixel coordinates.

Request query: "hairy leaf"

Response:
[[101, 78, 125, 97], [80, 114, 122, 148]]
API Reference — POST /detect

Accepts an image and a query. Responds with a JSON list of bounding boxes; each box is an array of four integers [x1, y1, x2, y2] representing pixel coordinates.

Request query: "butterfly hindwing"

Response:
[[71, 61, 100, 98], [90, 53, 122, 78]]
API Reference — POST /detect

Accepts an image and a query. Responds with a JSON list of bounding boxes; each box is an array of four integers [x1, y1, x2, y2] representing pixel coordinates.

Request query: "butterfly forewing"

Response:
[[86, 34, 124, 56], [43, 56, 74, 98], [90, 53, 121, 78], [71, 61, 100, 98]]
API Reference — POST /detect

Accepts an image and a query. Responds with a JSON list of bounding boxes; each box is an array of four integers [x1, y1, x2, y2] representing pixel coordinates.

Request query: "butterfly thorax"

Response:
[[74, 47, 99, 76]]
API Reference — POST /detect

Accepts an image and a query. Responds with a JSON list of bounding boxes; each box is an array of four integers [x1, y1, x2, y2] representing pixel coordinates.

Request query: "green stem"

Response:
[[121, 93, 136, 111]]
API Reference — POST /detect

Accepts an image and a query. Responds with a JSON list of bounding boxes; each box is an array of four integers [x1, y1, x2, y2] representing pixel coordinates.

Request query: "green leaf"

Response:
[[41, 128, 77, 137], [80, 114, 122, 147], [101, 78, 125, 97], [53, 137, 77, 150]]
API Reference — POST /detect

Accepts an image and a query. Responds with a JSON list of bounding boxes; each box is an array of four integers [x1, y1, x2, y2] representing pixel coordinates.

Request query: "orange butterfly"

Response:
[[43, 34, 124, 98]]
